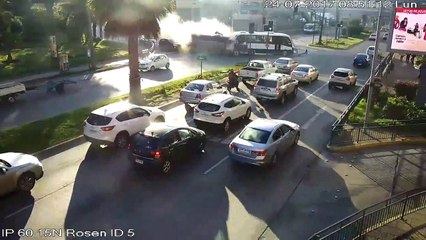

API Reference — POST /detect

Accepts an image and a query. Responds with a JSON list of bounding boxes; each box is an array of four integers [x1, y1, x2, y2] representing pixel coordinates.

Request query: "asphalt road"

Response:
[[0, 40, 388, 240], [0, 30, 380, 131]]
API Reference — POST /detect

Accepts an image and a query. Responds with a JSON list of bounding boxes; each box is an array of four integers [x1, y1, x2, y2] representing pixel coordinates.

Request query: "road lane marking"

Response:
[[302, 106, 327, 130], [203, 156, 229, 175], [279, 82, 328, 120], [5, 204, 33, 219]]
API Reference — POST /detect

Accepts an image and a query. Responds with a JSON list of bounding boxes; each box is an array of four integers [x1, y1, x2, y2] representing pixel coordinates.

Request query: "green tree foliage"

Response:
[[57, 0, 89, 42], [0, 0, 24, 62], [347, 19, 363, 37], [383, 96, 426, 120], [22, 5, 56, 43]]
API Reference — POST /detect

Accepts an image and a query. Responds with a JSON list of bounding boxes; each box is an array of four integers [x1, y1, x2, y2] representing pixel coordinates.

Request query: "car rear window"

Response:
[[333, 71, 349, 77], [198, 102, 221, 112], [239, 127, 271, 144], [134, 134, 160, 150], [185, 83, 204, 91], [86, 113, 112, 126], [295, 67, 309, 72], [257, 79, 277, 88], [275, 59, 289, 64], [368, 47, 374, 50], [356, 54, 367, 59]]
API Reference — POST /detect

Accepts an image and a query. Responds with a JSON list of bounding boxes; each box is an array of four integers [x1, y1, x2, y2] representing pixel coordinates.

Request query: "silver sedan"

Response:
[[228, 118, 300, 167], [0, 152, 44, 196], [291, 64, 319, 83]]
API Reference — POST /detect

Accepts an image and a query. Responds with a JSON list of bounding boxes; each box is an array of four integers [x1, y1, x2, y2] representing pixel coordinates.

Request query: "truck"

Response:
[[237, 60, 277, 84], [0, 82, 26, 104]]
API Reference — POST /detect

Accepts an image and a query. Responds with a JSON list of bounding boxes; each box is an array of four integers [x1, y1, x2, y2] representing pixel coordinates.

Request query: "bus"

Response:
[[229, 31, 295, 56], [303, 23, 320, 33]]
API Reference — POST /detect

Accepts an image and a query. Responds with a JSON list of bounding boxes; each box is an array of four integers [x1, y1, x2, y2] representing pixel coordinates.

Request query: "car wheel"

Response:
[[17, 172, 36, 192], [7, 95, 16, 104], [315, 74, 319, 80], [154, 116, 165, 122], [278, 94, 286, 105], [223, 118, 231, 132], [165, 63, 170, 69], [293, 132, 300, 146], [150, 66, 155, 72], [185, 104, 193, 113], [161, 160, 172, 174], [244, 108, 251, 120], [114, 132, 129, 149]]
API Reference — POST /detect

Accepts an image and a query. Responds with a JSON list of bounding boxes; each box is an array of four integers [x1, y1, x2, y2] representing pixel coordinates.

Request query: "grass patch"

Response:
[[309, 37, 364, 49], [0, 63, 246, 154], [0, 40, 128, 81]]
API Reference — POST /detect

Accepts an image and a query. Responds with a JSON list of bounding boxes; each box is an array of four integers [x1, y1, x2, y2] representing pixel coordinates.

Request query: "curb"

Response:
[[327, 138, 426, 152], [33, 99, 182, 160]]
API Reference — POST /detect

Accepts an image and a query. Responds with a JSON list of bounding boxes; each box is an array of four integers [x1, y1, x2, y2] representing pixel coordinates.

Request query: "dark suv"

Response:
[[128, 124, 206, 174]]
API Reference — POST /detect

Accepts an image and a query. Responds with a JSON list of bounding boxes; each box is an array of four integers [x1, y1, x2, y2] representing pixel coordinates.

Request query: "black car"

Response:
[[353, 53, 370, 68], [128, 124, 206, 174]]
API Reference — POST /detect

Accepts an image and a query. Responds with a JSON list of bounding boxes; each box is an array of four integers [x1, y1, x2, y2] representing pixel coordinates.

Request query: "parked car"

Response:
[[366, 46, 375, 57], [228, 118, 300, 167], [139, 54, 170, 72], [0, 152, 44, 196], [237, 60, 276, 83], [193, 93, 251, 132], [179, 80, 225, 112], [353, 53, 371, 68], [328, 68, 358, 89], [290, 64, 319, 83], [369, 33, 377, 41], [253, 73, 298, 105], [0, 82, 26, 104], [83, 102, 166, 148], [128, 124, 206, 174], [273, 57, 299, 73], [382, 32, 389, 40]]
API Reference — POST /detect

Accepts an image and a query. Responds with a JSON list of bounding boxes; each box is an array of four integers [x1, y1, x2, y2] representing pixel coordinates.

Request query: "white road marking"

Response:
[[203, 156, 229, 175], [302, 106, 327, 129], [5, 204, 33, 219], [279, 82, 328, 119]]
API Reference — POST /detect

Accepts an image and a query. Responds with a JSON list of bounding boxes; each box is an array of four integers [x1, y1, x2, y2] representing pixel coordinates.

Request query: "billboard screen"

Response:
[[388, 3, 426, 54]]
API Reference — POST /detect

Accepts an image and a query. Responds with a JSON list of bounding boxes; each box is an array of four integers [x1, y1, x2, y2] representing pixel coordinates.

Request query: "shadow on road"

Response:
[[0, 192, 34, 240]]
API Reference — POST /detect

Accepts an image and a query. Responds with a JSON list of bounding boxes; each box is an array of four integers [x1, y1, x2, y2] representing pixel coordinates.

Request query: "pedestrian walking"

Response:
[[406, 54, 411, 62], [227, 70, 240, 93]]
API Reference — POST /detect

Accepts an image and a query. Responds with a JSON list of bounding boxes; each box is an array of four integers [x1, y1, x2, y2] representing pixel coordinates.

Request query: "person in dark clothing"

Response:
[[227, 70, 240, 92], [399, 17, 408, 31], [406, 54, 411, 62]]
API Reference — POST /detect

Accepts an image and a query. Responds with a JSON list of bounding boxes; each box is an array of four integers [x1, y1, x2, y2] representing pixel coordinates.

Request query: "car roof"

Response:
[[189, 79, 213, 85], [201, 93, 234, 104], [250, 60, 270, 64], [296, 64, 313, 68], [91, 101, 139, 117], [246, 118, 294, 131], [261, 73, 287, 80], [357, 53, 368, 55], [142, 123, 196, 137], [334, 68, 352, 72], [276, 57, 292, 61], [368, 46, 375, 48]]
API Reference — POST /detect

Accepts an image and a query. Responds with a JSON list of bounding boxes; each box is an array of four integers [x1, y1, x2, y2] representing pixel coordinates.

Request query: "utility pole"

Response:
[[318, 5, 326, 44], [311, 10, 316, 44], [86, 0, 95, 69], [335, 1, 339, 39], [364, 0, 383, 125]]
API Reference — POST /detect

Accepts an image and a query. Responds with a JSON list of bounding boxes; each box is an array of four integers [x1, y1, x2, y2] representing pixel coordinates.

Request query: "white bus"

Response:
[[303, 23, 320, 33], [229, 31, 295, 56]]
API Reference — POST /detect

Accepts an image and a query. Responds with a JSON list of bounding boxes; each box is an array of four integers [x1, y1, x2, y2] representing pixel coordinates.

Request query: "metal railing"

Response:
[[309, 187, 426, 240], [331, 53, 393, 130], [330, 120, 426, 146]]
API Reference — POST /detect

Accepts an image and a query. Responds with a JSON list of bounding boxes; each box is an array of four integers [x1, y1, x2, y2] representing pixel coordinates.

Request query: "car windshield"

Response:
[[295, 67, 309, 72], [275, 59, 289, 64], [185, 83, 205, 91], [257, 79, 277, 88], [134, 134, 160, 150], [333, 71, 349, 77], [198, 102, 221, 112], [248, 62, 264, 68], [86, 113, 112, 126], [239, 127, 271, 144]]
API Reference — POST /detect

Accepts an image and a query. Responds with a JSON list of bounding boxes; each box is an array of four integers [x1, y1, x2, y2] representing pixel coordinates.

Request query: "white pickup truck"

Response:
[[237, 60, 277, 83], [0, 82, 26, 103]]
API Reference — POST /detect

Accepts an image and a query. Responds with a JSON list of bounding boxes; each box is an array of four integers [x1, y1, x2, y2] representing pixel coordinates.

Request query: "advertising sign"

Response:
[[388, 1, 426, 54]]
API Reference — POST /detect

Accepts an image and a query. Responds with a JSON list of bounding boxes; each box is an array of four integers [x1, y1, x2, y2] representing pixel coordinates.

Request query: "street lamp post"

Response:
[[364, 0, 384, 125]]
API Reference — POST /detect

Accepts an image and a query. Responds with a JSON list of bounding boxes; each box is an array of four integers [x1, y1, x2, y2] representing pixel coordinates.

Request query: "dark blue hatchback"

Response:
[[353, 53, 370, 68]]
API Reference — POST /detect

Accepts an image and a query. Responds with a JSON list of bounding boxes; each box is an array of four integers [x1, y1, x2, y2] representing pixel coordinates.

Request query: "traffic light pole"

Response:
[[266, 30, 270, 61]]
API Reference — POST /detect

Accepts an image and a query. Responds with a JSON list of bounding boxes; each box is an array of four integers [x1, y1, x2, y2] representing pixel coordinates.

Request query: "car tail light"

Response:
[[276, 87, 280, 93], [127, 144, 131, 150], [194, 108, 199, 113], [256, 72, 259, 78], [150, 151, 161, 159], [236, 70, 240, 75], [196, 93, 201, 99], [253, 83, 257, 88], [346, 77, 350, 81], [254, 150, 267, 156], [212, 111, 225, 117], [229, 143, 237, 151], [101, 126, 115, 131]]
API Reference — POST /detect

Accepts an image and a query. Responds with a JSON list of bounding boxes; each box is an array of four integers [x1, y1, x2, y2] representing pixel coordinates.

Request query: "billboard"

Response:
[[388, 1, 426, 55]]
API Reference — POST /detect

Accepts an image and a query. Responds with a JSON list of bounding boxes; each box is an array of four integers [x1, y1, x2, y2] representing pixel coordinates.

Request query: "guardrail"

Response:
[[309, 187, 426, 240], [331, 53, 393, 130]]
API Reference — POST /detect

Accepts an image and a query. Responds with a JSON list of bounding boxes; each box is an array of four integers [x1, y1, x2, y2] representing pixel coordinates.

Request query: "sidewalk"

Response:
[[258, 144, 425, 240], [382, 54, 420, 88], [3, 58, 129, 84]]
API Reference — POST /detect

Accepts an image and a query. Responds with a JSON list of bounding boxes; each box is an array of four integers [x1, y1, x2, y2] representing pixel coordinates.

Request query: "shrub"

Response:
[[394, 80, 419, 101], [383, 96, 421, 120]]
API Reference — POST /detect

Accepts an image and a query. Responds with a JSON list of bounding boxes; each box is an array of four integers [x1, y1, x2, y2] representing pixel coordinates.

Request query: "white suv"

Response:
[[328, 68, 358, 89], [193, 94, 252, 132], [83, 102, 166, 148]]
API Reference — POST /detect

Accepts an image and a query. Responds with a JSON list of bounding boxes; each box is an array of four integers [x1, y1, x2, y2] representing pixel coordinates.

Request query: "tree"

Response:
[[347, 19, 363, 37], [89, 0, 173, 103], [0, 1, 23, 62]]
